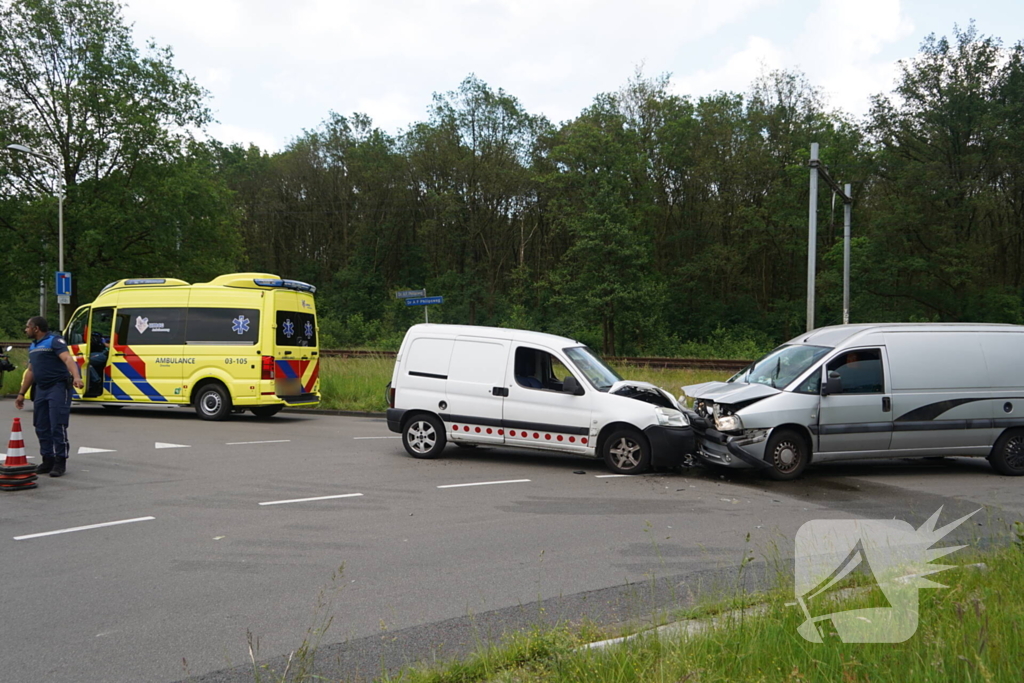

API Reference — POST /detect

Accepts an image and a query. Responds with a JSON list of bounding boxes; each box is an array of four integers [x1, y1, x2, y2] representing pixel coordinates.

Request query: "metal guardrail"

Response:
[[3, 342, 750, 371]]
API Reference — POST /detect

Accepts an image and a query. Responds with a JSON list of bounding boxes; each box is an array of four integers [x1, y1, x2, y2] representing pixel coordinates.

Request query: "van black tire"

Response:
[[602, 429, 651, 474], [403, 414, 446, 459], [195, 383, 231, 421], [763, 429, 810, 481], [251, 405, 284, 419], [989, 429, 1024, 476]]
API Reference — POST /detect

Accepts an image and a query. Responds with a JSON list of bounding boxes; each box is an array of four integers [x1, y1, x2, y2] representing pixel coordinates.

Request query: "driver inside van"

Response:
[[514, 350, 542, 388]]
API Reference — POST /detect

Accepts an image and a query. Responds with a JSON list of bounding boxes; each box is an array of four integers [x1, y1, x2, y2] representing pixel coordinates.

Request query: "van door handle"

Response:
[[882, 397, 891, 412], [492, 387, 508, 397]]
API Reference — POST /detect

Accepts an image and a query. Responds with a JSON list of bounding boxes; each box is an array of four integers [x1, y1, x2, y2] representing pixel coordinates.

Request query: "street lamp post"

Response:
[[6, 144, 66, 329]]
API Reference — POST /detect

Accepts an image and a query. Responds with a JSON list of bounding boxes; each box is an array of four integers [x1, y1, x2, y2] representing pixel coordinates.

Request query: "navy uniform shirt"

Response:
[[29, 333, 72, 388]]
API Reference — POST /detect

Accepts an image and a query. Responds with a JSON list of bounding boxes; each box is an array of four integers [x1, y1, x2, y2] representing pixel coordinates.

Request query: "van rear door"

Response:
[[444, 336, 510, 445]]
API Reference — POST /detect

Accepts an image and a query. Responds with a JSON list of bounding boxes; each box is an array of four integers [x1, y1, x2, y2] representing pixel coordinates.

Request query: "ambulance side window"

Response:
[[186, 308, 260, 345], [115, 308, 187, 345]]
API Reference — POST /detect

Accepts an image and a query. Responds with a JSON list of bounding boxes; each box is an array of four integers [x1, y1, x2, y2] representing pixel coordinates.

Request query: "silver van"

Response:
[[682, 324, 1024, 480]]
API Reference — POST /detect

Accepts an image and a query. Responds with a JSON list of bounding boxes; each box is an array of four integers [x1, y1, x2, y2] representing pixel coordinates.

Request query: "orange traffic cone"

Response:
[[1, 417, 37, 491]]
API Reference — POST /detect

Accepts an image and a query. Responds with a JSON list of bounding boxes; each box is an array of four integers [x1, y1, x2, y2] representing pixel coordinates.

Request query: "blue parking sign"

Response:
[[56, 271, 72, 296]]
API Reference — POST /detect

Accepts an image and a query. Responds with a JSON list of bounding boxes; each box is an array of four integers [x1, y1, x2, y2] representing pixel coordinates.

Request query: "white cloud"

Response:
[[120, 0, 928, 150]]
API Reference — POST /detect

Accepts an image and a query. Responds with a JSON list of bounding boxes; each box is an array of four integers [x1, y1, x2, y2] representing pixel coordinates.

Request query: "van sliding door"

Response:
[[443, 337, 509, 445]]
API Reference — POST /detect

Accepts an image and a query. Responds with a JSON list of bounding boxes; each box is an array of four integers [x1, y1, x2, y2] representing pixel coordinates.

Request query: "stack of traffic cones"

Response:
[[1, 418, 37, 491]]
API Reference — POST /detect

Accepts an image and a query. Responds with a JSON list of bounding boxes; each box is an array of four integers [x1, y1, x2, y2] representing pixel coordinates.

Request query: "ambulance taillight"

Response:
[[261, 356, 275, 380]]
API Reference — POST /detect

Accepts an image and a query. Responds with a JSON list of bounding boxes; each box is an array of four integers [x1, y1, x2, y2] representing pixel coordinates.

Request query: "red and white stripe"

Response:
[[5, 417, 28, 465], [448, 422, 588, 446]]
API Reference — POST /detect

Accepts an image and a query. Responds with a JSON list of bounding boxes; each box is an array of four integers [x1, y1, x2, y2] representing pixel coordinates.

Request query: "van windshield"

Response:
[[735, 344, 831, 389], [564, 346, 622, 391]]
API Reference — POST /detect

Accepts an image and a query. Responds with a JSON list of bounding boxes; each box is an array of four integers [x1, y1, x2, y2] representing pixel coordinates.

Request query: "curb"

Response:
[[282, 407, 386, 418]]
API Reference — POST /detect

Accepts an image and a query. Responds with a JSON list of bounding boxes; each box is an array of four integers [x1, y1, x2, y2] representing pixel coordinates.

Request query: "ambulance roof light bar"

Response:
[[252, 278, 317, 293]]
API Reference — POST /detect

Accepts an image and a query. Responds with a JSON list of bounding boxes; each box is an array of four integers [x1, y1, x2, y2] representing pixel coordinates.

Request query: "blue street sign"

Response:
[[405, 296, 443, 307], [56, 271, 72, 296], [395, 289, 426, 299]]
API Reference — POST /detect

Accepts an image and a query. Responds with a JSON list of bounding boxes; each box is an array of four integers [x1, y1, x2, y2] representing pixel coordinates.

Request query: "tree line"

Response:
[[2, 0, 1023, 356]]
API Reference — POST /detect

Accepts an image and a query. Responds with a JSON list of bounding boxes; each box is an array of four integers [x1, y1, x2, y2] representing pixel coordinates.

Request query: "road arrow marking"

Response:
[[155, 442, 190, 449], [78, 446, 115, 454]]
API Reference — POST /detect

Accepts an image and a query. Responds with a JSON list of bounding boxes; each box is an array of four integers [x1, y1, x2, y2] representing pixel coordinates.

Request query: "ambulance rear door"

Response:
[[269, 290, 319, 401]]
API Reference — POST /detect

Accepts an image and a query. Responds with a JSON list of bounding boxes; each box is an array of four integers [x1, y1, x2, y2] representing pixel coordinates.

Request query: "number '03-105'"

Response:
[[224, 358, 248, 365]]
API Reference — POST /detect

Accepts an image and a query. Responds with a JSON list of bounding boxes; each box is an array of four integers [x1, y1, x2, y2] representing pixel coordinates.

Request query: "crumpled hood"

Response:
[[681, 381, 779, 405], [609, 380, 684, 411]]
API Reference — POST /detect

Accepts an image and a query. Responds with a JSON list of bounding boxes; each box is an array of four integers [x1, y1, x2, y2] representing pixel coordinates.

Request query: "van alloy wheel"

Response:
[[990, 430, 1024, 476], [602, 429, 651, 475], [194, 384, 231, 421], [402, 414, 446, 459]]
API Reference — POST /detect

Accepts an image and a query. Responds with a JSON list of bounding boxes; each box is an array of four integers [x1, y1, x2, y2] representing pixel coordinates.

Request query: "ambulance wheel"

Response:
[[602, 429, 651, 474], [402, 414, 446, 459], [989, 429, 1024, 476], [251, 406, 284, 419], [762, 429, 809, 481], [195, 383, 231, 421]]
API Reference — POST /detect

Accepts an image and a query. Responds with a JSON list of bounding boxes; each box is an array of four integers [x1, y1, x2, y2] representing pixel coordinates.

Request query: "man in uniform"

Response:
[[14, 316, 84, 477]]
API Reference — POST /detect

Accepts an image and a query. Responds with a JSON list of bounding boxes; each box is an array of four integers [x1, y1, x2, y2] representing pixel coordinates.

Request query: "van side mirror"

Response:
[[822, 371, 843, 397], [562, 376, 585, 396]]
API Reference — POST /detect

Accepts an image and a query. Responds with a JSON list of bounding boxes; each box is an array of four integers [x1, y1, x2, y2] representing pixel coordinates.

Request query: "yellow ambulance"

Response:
[[61, 272, 320, 420]]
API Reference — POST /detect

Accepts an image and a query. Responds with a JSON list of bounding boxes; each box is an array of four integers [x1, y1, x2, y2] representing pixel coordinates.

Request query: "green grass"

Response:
[[379, 541, 1024, 683], [313, 357, 731, 412]]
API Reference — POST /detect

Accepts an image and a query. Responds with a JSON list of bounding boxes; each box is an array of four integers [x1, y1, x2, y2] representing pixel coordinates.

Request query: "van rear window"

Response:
[[276, 311, 316, 347]]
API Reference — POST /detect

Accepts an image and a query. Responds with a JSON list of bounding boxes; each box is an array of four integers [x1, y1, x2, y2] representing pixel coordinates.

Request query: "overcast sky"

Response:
[[120, 0, 1023, 152]]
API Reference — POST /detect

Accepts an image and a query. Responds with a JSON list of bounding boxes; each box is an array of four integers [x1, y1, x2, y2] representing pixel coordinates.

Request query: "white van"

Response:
[[385, 324, 694, 474], [683, 323, 1024, 480]]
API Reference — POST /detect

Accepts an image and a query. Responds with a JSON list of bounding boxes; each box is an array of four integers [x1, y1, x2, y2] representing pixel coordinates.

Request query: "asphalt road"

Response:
[[0, 402, 1020, 682]]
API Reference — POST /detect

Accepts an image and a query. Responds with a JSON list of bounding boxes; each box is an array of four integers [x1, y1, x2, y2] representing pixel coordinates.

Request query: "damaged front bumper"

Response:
[[683, 410, 770, 469]]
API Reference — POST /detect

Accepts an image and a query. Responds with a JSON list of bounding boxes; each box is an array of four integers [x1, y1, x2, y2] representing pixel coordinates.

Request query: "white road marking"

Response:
[[353, 436, 401, 440], [155, 442, 190, 449], [259, 493, 364, 506], [226, 440, 291, 445], [595, 474, 629, 478], [437, 479, 531, 489], [78, 446, 115, 454], [14, 516, 155, 541]]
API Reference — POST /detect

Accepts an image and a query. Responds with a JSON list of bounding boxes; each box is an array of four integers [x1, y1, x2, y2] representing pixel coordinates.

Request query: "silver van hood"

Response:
[[609, 380, 683, 411], [681, 381, 779, 404]]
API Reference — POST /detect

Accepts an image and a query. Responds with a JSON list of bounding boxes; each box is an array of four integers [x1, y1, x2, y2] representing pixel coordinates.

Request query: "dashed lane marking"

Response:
[[226, 440, 291, 445], [437, 479, 531, 489], [259, 493, 364, 506], [595, 474, 629, 478], [14, 516, 155, 541]]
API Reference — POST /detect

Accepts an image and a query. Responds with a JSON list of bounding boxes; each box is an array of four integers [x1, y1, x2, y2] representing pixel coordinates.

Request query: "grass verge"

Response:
[[314, 356, 731, 412], [378, 540, 1024, 683]]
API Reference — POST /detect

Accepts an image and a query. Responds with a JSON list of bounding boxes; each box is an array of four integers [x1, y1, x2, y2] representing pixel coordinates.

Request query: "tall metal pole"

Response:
[[58, 189, 65, 330], [807, 143, 819, 332], [843, 183, 851, 325], [424, 290, 429, 324]]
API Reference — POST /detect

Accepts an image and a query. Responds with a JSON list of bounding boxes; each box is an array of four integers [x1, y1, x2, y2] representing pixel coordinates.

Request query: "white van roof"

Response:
[[787, 322, 1024, 348], [406, 324, 583, 349]]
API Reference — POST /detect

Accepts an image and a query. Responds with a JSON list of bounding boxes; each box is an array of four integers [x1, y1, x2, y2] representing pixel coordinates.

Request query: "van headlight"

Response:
[[655, 407, 688, 427], [716, 414, 743, 432]]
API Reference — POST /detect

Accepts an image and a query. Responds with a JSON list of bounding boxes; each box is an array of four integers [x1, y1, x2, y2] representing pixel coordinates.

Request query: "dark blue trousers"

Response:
[[32, 382, 72, 460]]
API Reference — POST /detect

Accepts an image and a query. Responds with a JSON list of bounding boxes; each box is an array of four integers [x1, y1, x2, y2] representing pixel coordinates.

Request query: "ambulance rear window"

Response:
[[276, 311, 316, 347]]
